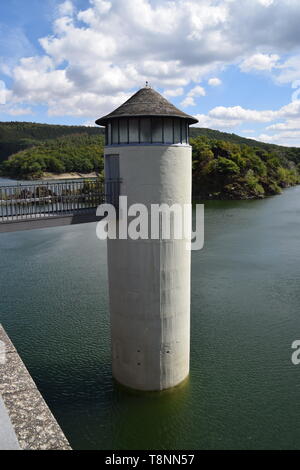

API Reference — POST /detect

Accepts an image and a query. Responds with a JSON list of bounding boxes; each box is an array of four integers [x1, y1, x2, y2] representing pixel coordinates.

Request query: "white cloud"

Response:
[[189, 86, 206, 97], [181, 85, 206, 107], [11, 56, 74, 105], [267, 120, 300, 131], [209, 105, 277, 122], [58, 0, 74, 17], [206, 101, 300, 126], [258, 0, 274, 7], [48, 91, 131, 117], [193, 113, 241, 130], [0, 81, 6, 105], [190, 100, 300, 140], [7, 107, 33, 116], [83, 120, 98, 127], [275, 56, 300, 85], [2, 0, 300, 123], [208, 78, 222, 86], [240, 53, 279, 72], [258, 131, 300, 146], [261, 119, 300, 145], [92, 0, 112, 15], [0, 104, 33, 116], [163, 88, 184, 98], [181, 96, 196, 108]]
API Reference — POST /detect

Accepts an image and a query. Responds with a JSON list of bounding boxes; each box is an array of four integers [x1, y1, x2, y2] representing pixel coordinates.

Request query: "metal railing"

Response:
[[105, 179, 121, 210], [0, 179, 106, 224], [0, 177, 123, 228]]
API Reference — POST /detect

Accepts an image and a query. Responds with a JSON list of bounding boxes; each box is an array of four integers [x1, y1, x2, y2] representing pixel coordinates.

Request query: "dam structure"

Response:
[[96, 85, 198, 391]]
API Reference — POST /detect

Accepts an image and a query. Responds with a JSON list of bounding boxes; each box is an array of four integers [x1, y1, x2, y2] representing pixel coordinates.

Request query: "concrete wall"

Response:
[[0, 325, 71, 450], [105, 145, 192, 391]]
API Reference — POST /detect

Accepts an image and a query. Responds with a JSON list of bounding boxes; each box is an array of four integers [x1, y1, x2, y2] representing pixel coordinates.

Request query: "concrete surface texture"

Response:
[[105, 144, 192, 391], [0, 325, 71, 450]]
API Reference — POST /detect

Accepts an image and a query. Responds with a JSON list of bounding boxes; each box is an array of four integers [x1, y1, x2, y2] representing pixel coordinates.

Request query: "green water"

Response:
[[1, 186, 300, 449]]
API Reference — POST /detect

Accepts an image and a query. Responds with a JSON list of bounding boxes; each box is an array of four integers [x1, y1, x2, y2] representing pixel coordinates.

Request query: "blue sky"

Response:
[[1, 0, 300, 145]]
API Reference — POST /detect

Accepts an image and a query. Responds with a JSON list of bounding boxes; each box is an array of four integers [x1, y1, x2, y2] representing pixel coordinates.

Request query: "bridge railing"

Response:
[[105, 179, 121, 210], [0, 178, 106, 223]]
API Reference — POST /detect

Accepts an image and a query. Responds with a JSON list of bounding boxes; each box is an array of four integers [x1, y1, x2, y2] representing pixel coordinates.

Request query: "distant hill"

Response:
[[0, 133, 104, 180], [1, 121, 300, 165], [1, 122, 300, 200], [190, 127, 300, 164], [0, 121, 103, 162]]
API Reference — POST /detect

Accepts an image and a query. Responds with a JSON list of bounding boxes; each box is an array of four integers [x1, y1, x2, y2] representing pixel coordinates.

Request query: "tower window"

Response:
[[107, 122, 112, 145], [174, 119, 181, 144], [129, 118, 139, 143], [152, 118, 163, 143], [140, 118, 151, 143], [112, 121, 119, 144], [163, 118, 173, 144], [106, 117, 190, 145], [119, 119, 128, 144], [181, 121, 188, 144]]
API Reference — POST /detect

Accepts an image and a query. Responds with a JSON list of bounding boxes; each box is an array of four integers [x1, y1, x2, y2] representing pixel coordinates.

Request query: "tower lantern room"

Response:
[[96, 85, 198, 146]]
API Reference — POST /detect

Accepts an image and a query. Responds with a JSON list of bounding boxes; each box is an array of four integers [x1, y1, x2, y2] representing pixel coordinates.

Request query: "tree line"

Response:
[[0, 121, 103, 162], [0, 134, 104, 178], [191, 136, 300, 199], [0, 131, 299, 199]]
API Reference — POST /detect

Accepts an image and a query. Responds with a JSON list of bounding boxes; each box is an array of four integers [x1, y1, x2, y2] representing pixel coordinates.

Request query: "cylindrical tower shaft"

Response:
[[106, 145, 191, 391]]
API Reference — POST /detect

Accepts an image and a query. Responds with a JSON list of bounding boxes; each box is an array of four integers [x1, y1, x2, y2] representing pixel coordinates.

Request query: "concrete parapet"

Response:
[[0, 324, 71, 450]]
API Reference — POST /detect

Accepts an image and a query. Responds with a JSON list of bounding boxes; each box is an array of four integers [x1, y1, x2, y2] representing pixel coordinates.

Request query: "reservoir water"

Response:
[[1, 179, 300, 449]]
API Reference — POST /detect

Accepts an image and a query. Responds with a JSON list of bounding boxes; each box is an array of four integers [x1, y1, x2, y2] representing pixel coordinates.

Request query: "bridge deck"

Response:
[[0, 178, 119, 233]]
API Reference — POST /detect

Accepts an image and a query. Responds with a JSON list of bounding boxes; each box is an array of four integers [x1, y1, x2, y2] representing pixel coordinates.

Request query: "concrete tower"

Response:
[[96, 85, 198, 391]]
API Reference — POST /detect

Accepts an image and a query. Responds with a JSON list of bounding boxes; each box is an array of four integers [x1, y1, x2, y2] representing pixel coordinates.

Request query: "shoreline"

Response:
[[0, 175, 298, 201], [0, 172, 99, 182], [41, 172, 98, 180]]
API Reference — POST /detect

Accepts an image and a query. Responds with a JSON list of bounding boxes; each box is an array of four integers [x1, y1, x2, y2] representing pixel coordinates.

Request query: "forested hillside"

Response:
[[1, 129, 299, 199], [1, 121, 300, 165], [0, 133, 104, 179], [0, 121, 103, 162], [190, 127, 300, 164], [191, 136, 300, 199]]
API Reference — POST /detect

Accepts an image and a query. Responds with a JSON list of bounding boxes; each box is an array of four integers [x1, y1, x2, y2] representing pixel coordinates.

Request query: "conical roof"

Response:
[[96, 86, 198, 126]]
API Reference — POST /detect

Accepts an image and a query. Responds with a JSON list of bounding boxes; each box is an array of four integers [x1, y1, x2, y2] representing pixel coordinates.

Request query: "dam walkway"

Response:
[[0, 178, 119, 233]]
